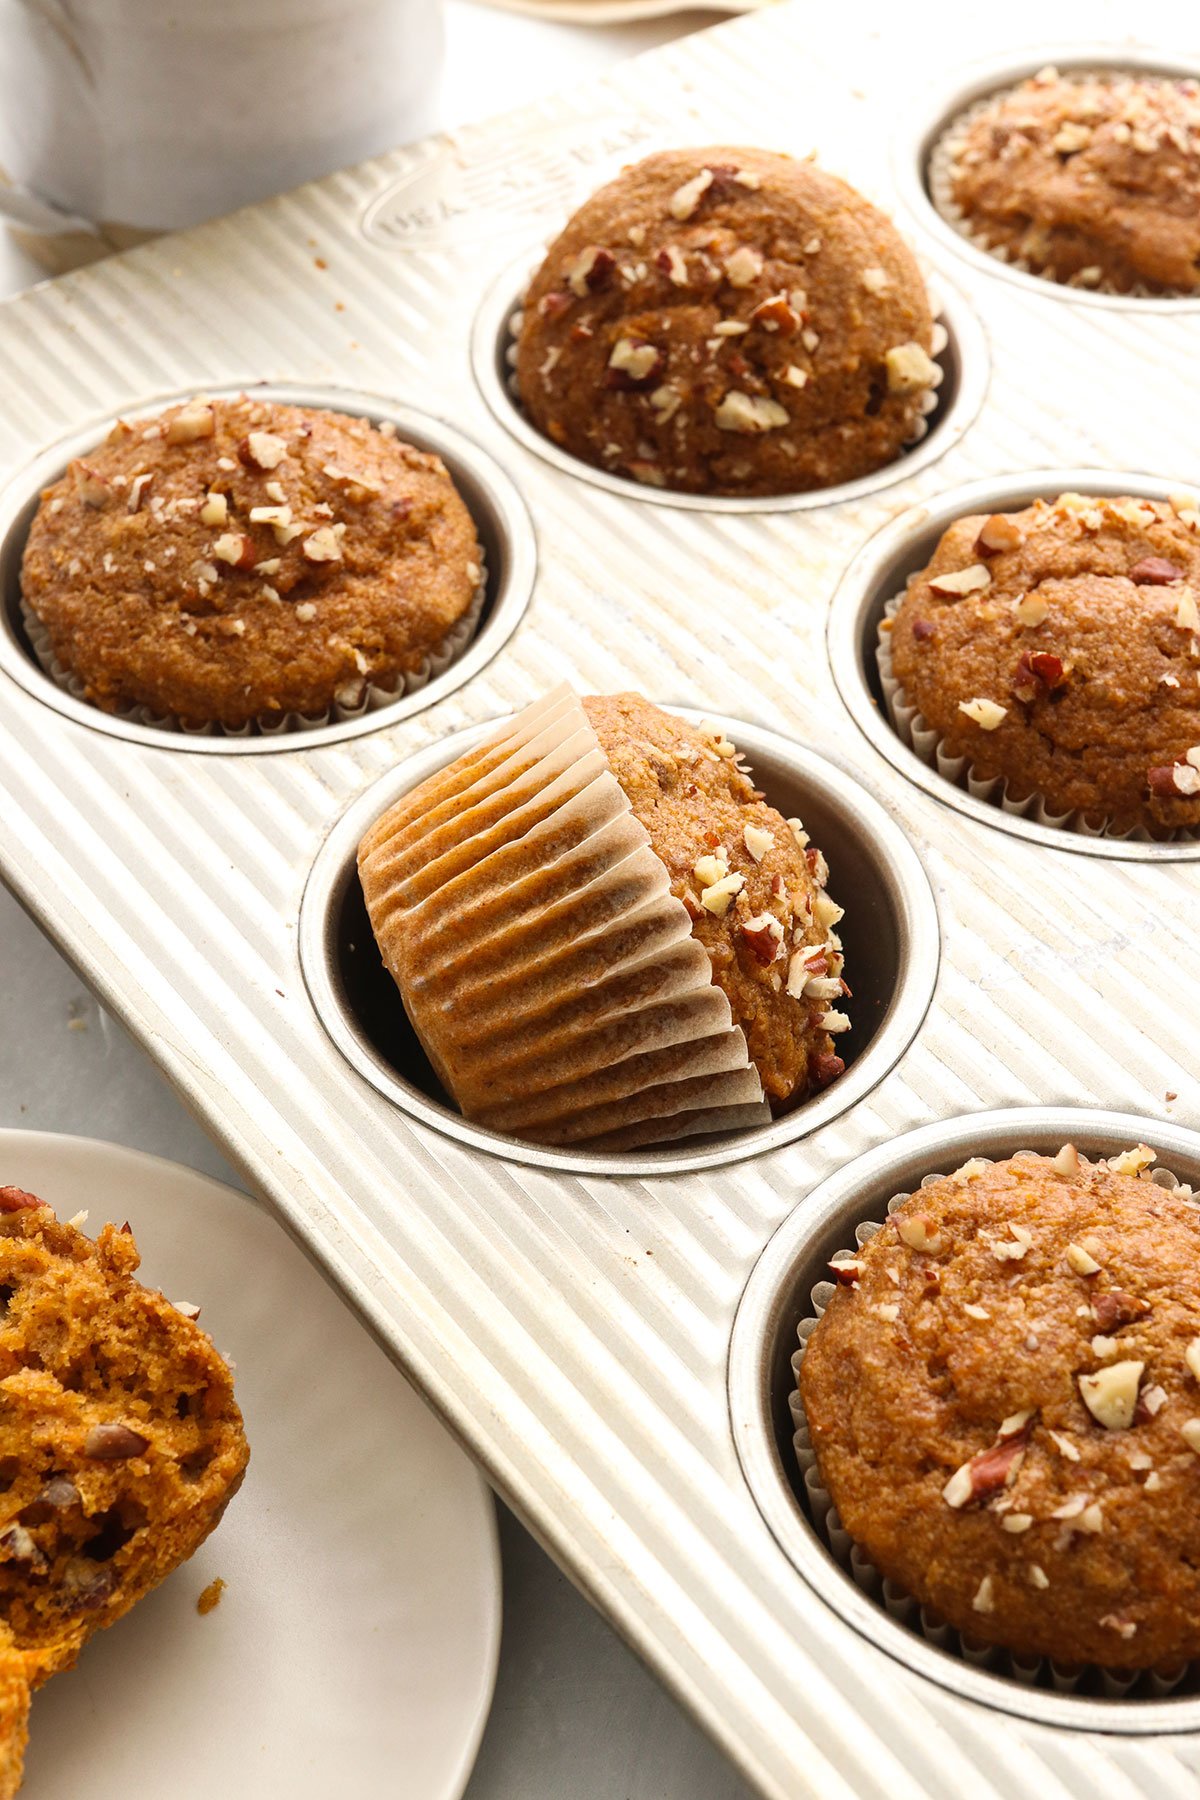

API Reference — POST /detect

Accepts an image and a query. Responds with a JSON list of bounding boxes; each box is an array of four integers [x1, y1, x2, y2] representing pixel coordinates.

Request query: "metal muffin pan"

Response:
[[299, 710, 940, 1176], [729, 1105, 1200, 1733], [471, 252, 990, 512], [893, 45, 1200, 312], [1, 3, 1199, 1796], [0, 382, 536, 754], [827, 465, 1200, 861]]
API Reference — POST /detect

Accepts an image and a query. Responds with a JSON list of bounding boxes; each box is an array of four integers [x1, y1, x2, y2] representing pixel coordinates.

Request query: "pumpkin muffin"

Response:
[[938, 67, 1200, 294], [889, 491, 1200, 832], [21, 394, 483, 728], [0, 1184, 248, 1694], [358, 687, 848, 1146], [801, 1145, 1200, 1670], [516, 147, 938, 497]]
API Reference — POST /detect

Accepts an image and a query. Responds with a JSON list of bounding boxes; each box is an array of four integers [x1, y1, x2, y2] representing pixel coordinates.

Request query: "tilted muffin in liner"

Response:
[[790, 1153, 1199, 1698], [927, 68, 1200, 299], [357, 685, 771, 1148], [19, 566, 485, 740], [875, 600, 1200, 843]]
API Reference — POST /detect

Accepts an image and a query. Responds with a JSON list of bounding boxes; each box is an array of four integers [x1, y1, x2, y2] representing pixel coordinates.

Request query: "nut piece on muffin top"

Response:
[[889, 490, 1200, 832], [517, 147, 938, 497], [944, 66, 1200, 294], [21, 395, 483, 729], [583, 695, 848, 1104], [801, 1145, 1200, 1670]]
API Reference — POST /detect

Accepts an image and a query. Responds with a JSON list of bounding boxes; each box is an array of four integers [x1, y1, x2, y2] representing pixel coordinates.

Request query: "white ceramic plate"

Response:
[[0, 1130, 501, 1800]]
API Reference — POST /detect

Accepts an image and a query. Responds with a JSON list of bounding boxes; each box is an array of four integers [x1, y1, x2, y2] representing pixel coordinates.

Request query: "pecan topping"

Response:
[[943, 1411, 1036, 1508], [84, 1424, 150, 1461], [1129, 556, 1185, 585], [1092, 1289, 1151, 1332]]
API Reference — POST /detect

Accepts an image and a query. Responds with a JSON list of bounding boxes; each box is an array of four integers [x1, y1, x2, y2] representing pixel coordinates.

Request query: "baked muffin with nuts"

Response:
[[938, 67, 1200, 294], [0, 1185, 248, 1699], [21, 394, 483, 729], [516, 147, 938, 497], [889, 491, 1200, 832], [801, 1144, 1200, 1669], [358, 687, 847, 1147]]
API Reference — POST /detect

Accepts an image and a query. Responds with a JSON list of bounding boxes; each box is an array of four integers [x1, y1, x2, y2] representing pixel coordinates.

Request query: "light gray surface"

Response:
[[0, 832, 751, 1800]]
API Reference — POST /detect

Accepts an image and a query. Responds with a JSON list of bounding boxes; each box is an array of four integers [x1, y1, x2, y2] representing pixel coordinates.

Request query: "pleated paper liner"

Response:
[[19, 565, 485, 738], [503, 279, 950, 477], [875, 596, 1200, 843], [357, 684, 770, 1148], [927, 72, 1199, 299], [789, 1158, 1197, 1699]]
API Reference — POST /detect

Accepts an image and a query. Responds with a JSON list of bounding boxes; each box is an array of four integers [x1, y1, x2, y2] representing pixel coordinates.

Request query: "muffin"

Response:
[[936, 67, 1200, 294], [515, 147, 938, 497], [888, 491, 1200, 833], [357, 687, 848, 1147], [800, 1145, 1200, 1670], [21, 394, 483, 729], [0, 1184, 248, 1711]]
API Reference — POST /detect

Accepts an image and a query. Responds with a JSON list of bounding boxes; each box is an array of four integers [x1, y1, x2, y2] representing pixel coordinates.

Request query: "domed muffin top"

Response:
[[22, 394, 482, 728], [517, 147, 936, 497], [801, 1146, 1200, 1668], [889, 491, 1200, 832]]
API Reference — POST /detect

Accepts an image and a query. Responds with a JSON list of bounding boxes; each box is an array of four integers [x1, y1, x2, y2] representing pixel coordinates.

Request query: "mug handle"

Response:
[[0, 180, 97, 238]]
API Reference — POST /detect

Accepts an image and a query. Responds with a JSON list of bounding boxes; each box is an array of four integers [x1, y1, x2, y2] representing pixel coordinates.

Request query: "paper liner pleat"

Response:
[[876, 597, 1200, 843], [19, 561, 486, 737], [788, 1158, 1196, 1697], [927, 75, 1200, 300], [358, 683, 770, 1147]]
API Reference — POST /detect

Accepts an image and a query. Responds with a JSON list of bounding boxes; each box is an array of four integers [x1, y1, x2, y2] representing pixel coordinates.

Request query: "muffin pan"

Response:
[[728, 1106, 1200, 1731], [0, 3, 1197, 1797], [0, 384, 536, 752], [299, 711, 939, 1174], [471, 253, 990, 511], [893, 47, 1200, 311], [828, 466, 1200, 859]]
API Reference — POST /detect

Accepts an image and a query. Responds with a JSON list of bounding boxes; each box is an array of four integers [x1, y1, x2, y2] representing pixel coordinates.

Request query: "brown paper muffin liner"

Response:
[[503, 279, 949, 470], [875, 598, 1200, 843], [789, 1157, 1197, 1698], [927, 75, 1198, 300], [358, 683, 772, 1149], [19, 563, 486, 738]]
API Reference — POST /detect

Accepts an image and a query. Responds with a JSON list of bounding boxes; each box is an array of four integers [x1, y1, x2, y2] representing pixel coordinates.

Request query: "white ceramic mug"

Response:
[[0, 0, 444, 250]]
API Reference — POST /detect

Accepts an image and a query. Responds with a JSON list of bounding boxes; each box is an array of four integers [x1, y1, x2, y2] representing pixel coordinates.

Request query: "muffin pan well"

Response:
[[471, 254, 989, 513], [828, 467, 1200, 859], [728, 1107, 1200, 1731], [299, 711, 939, 1175], [893, 48, 1200, 310], [0, 384, 536, 753], [0, 5, 1198, 1797]]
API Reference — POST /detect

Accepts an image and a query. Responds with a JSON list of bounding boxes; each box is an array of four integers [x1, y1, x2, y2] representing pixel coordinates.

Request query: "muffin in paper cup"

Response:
[[357, 685, 853, 1149], [878, 491, 1200, 842], [928, 66, 1200, 298], [19, 393, 487, 736], [792, 1144, 1200, 1691]]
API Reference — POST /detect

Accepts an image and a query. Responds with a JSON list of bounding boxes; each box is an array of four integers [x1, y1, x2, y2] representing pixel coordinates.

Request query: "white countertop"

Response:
[[0, 6, 755, 1795]]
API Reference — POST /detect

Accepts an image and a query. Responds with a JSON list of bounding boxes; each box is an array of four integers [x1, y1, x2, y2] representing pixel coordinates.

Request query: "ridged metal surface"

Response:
[[0, 4, 1198, 1796]]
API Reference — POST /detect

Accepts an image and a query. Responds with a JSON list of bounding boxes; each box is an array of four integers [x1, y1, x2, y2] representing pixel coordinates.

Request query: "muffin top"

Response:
[[582, 694, 847, 1103], [889, 491, 1200, 832], [0, 1186, 247, 1683], [516, 147, 936, 497], [801, 1147, 1200, 1669], [22, 395, 482, 728], [945, 68, 1200, 293]]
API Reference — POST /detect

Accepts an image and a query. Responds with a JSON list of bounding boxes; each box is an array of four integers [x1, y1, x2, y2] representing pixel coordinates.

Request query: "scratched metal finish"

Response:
[[0, 4, 1198, 1796]]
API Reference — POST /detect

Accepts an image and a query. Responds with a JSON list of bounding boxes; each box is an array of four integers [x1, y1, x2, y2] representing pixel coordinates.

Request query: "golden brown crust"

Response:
[[583, 695, 846, 1102], [890, 492, 1200, 832], [0, 1187, 248, 1683], [801, 1149, 1200, 1670], [0, 1633, 29, 1800], [21, 395, 481, 728], [517, 147, 935, 497], [947, 70, 1200, 294]]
